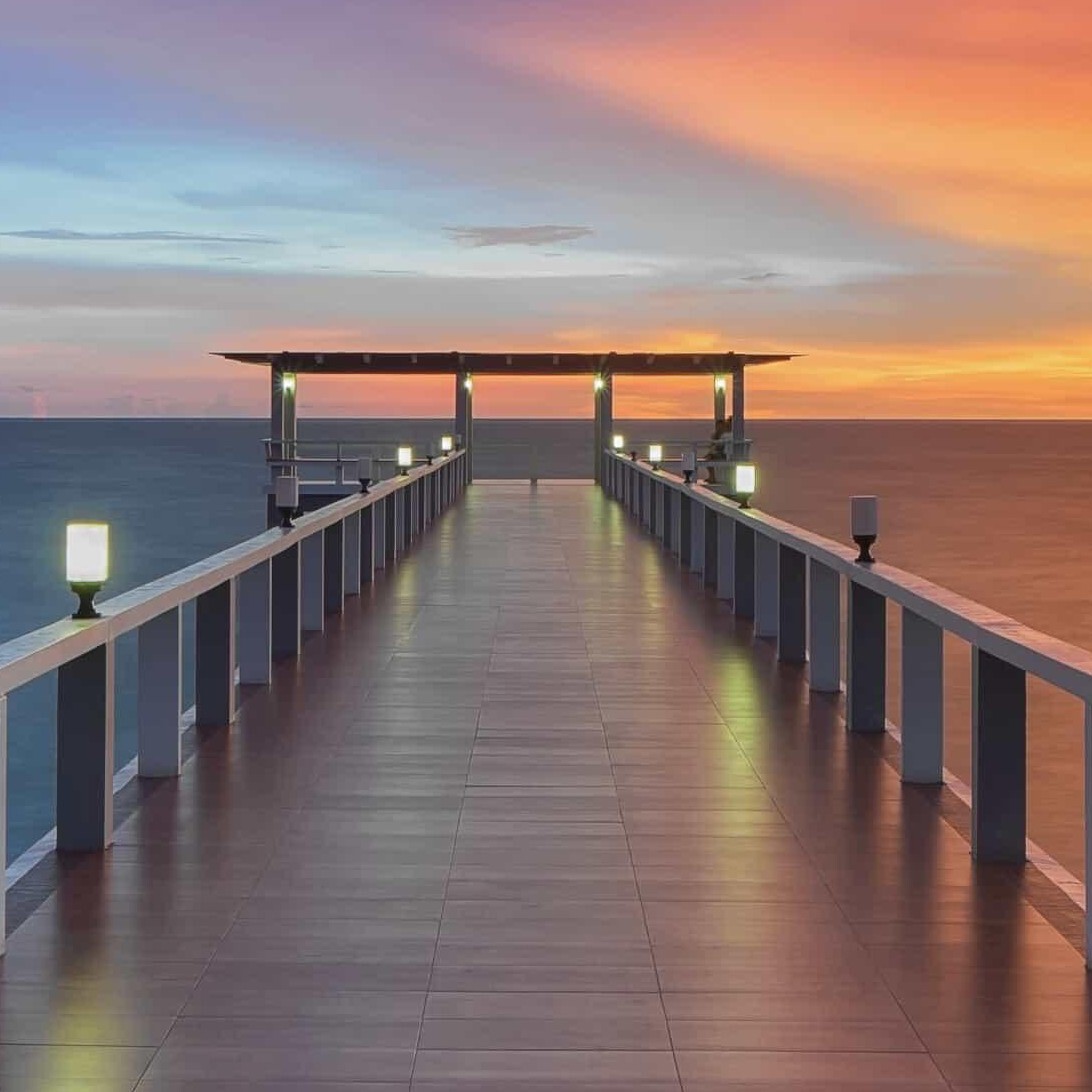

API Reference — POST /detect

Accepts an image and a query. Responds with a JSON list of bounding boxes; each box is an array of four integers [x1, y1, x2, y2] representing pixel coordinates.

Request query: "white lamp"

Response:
[[398, 446, 413, 475], [281, 373, 296, 394], [440, 435, 454, 453], [733, 463, 756, 507], [714, 375, 727, 393], [851, 495, 878, 563], [648, 444, 663, 470], [463, 376, 473, 392], [612, 434, 625, 450], [593, 375, 605, 393], [275, 475, 300, 529], [66, 522, 109, 619]]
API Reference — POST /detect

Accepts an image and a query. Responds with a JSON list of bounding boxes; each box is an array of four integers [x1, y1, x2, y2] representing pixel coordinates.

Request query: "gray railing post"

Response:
[[656, 482, 666, 544], [361, 505, 375, 584], [678, 493, 691, 567], [690, 500, 704, 576], [238, 560, 272, 684], [901, 608, 944, 783], [57, 642, 115, 851], [324, 519, 345, 615], [733, 522, 755, 617], [807, 558, 841, 692], [301, 532, 325, 633], [1086, 702, 1092, 968], [195, 578, 236, 727], [754, 532, 778, 638], [715, 514, 733, 598], [0, 693, 6, 948], [137, 606, 183, 777], [271, 544, 301, 659], [386, 493, 398, 564], [846, 580, 886, 732], [971, 647, 1026, 861], [777, 545, 806, 663], [375, 496, 388, 570], [344, 512, 362, 596]]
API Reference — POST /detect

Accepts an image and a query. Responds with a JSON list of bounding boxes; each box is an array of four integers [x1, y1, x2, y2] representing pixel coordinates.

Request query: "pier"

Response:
[[3, 361, 1092, 1088]]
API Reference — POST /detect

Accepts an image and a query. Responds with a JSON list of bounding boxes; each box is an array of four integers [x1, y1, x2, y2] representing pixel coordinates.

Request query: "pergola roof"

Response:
[[217, 350, 796, 376]]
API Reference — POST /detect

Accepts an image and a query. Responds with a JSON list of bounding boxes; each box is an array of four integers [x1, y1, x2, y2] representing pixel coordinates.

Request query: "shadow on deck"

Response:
[[1, 483, 1089, 1091]]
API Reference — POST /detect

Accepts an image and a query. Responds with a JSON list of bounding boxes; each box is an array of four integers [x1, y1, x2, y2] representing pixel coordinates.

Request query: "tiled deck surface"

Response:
[[2, 482, 1090, 1090]]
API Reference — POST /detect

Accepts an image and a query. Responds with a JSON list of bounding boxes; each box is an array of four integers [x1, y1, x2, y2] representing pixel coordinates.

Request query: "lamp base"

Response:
[[70, 583, 102, 620], [683, 470, 693, 485], [278, 507, 295, 530], [359, 478, 371, 494], [853, 534, 876, 564]]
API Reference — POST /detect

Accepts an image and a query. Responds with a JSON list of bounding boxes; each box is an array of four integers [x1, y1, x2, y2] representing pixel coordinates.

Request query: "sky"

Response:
[[2, 0, 1091, 418]]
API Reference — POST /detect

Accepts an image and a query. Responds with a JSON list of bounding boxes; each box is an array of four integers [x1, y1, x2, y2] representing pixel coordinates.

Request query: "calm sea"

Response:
[[2, 419, 1090, 882]]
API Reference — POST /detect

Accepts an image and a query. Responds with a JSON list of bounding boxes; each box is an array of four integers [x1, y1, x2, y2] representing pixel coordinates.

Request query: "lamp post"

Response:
[[440, 435, 454, 454], [648, 444, 663, 471], [275, 475, 299, 529], [851, 495, 878, 563], [66, 522, 109, 619], [358, 456, 373, 494], [612, 434, 625, 451], [397, 446, 413, 476], [732, 463, 756, 508]]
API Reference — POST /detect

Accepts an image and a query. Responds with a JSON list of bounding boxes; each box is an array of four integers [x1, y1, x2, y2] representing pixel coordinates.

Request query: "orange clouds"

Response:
[[481, 0, 1092, 258]]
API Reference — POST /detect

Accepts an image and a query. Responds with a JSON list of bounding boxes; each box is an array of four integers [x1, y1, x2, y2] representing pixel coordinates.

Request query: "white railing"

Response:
[[603, 448, 1092, 964], [0, 450, 468, 950]]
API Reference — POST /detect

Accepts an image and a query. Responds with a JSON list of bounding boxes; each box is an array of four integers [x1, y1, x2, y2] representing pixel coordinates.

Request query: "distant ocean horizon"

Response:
[[4, 417, 1092, 891]]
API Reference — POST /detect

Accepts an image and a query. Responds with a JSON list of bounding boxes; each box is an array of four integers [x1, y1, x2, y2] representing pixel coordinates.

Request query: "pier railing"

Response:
[[603, 448, 1092, 963], [0, 450, 467, 950]]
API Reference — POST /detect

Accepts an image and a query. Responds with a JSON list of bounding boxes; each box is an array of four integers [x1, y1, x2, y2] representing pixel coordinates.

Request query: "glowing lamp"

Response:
[[463, 376, 473, 392], [275, 475, 299, 529], [440, 435, 454, 453], [398, 446, 413, 475], [851, 495, 878, 564], [612, 434, 625, 450], [593, 375, 605, 393], [732, 463, 756, 507], [281, 373, 296, 394], [714, 375, 727, 393], [648, 444, 663, 470], [66, 522, 109, 619]]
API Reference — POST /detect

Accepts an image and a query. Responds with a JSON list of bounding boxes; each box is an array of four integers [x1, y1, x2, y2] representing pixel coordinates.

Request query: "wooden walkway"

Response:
[[1, 483, 1088, 1090]]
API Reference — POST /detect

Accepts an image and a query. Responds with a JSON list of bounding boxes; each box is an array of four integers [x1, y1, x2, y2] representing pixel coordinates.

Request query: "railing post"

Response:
[[301, 532, 325, 632], [57, 642, 115, 851], [754, 532, 778, 638], [271, 544, 301, 659], [401, 488, 412, 552], [195, 578, 236, 727], [678, 493, 691, 566], [137, 607, 182, 777], [703, 505, 717, 588], [656, 482, 666, 544], [1085, 702, 1092, 968], [238, 560, 272, 683], [0, 693, 5, 948], [733, 522, 755, 617], [777, 545, 806, 662], [375, 496, 387, 570], [807, 558, 841, 692], [361, 505, 376, 584], [846, 580, 886, 732], [324, 519, 345, 615], [901, 608, 944, 783], [690, 499, 703, 575], [344, 512, 362, 596], [971, 647, 1026, 861], [386, 492, 398, 563]]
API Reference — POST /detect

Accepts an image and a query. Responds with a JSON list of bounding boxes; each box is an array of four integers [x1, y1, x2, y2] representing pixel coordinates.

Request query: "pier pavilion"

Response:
[[3, 366, 1092, 1088]]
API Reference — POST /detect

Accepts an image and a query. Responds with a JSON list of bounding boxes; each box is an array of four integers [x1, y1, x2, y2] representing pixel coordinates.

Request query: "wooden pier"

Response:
[[2, 480, 1089, 1091]]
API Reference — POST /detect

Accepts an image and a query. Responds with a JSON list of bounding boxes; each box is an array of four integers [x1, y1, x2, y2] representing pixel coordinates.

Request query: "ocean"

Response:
[[2, 418, 1090, 882]]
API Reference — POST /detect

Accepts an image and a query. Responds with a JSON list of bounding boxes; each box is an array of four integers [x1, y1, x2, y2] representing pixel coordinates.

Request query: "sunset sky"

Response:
[[3, 0, 1091, 418]]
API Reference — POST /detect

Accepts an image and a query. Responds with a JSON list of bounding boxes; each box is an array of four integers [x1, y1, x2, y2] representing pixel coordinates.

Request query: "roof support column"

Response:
[[731, 364, 746, 460], [593, 372, 613, 483], [455, 371, 473, 484]]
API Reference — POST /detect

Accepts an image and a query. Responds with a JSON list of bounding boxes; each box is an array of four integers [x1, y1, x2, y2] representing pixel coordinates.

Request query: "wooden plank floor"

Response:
[[2, 482, 1090, 1090]]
